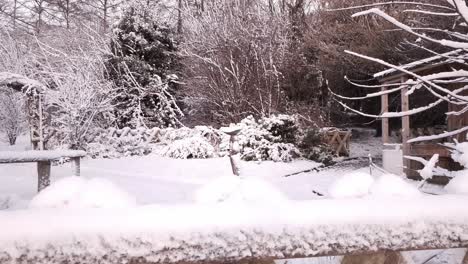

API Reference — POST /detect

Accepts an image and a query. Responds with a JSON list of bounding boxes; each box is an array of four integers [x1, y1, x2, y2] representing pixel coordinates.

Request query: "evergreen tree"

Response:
[[107, 1, 182, 128]]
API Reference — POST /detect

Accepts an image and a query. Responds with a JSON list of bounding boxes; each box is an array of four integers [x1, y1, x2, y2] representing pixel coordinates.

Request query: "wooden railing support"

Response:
[[342, 251, 408, 264], [37, 161, 51, 192]]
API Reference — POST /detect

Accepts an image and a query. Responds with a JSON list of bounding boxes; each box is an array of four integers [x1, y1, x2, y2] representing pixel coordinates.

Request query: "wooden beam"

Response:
[[381, 87, 389, 144], [401, 79, 410, 175]]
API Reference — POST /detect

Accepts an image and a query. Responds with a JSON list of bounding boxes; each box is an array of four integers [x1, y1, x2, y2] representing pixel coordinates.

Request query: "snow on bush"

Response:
[[86, 133, 152, 159], [195, 175, 288, 204], [328, 172, 374, 198], [371, 174, 421, 197], [161, 136, 215, 159], [158, 126, 221, 159], [29, 176, 136, 209], [221, 115, 302, 162]]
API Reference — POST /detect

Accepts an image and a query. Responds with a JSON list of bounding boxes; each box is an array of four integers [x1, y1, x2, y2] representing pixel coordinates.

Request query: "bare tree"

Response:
[[181, 0, 293, 124]]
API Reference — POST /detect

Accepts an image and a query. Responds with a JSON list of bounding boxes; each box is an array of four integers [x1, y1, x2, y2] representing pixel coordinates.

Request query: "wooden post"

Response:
[[342, 251, 408, 264], [401, 80, 410, 175], [37, 161, 51, 192], [381, 87, 389, 144], [72, 157, 81, 176], [462, 249, 468, 264]]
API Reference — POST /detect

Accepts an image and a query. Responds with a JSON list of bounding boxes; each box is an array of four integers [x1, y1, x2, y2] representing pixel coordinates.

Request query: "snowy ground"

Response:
[[0, 131, 466, 263]]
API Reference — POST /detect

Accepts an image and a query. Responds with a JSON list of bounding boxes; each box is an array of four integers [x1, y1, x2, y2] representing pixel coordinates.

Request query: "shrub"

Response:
[[160, 136, 215, 159]]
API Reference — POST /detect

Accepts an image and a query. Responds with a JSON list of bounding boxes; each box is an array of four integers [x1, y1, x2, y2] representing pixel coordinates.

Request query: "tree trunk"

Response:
[[462, 249, 468, 264], [8, 134, 17, 145], [177, 0, 183, 34]]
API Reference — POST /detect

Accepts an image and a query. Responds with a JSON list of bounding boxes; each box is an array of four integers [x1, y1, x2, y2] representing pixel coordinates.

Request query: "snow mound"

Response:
[[195, 175, 288, 204], [445, 170, 468, 195], [371, 174, 421, 197], [328, 172, 374, 198], [30, 176, 136, 209]]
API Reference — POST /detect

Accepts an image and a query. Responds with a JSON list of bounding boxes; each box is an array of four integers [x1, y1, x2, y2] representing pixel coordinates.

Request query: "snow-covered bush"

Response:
[[161, 137, 215, 159], [298, 128, 334, 165], [223, 115, 302, 162], [86, 134, 151, 159], [158, 126, 222, 159], [29, 176, 136, 209], [156, 115, 331, 163]]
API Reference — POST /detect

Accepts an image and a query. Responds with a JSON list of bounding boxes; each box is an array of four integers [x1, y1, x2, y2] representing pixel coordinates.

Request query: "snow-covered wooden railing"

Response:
[[0, 196, 467, 264], [0, 150, 86, 192]]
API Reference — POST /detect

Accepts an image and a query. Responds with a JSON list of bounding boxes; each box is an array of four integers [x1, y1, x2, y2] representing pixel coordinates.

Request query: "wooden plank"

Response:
[[37, 161, 51, 192], [381, 87, 389, 144], [409, 144, 451, 157]]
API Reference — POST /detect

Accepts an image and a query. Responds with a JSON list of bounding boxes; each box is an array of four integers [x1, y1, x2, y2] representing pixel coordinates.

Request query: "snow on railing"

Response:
[[0, 196, 467, 263]]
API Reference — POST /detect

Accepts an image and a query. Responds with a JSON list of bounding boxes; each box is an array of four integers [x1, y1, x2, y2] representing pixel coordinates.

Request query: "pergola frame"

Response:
[[0, 72, 47, 150]]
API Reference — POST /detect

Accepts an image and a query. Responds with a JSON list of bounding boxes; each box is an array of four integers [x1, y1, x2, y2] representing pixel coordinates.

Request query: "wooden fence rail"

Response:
[[0, 196, 467, 264]]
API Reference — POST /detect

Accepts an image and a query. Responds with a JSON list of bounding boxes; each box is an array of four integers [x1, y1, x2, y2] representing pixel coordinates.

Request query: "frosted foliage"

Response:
[[371, 174, 421, 197], [29, 176, 136, 209], [194, 175, 288, 204], [446, 170, 468, 195], [328, 172, 374, 198], [161, 136, 215, 159]]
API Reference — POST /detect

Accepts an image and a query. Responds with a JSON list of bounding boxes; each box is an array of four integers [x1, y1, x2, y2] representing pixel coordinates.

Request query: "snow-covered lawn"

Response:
[[0, 154, 327, 209]]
